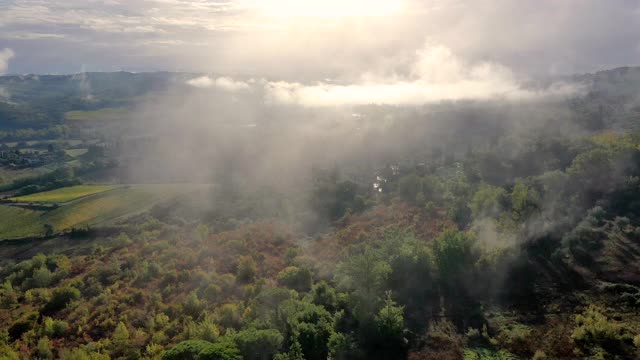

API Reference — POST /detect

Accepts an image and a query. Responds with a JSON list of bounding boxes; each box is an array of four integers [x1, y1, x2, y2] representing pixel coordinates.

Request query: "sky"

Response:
[[0, 0, 639, 79]]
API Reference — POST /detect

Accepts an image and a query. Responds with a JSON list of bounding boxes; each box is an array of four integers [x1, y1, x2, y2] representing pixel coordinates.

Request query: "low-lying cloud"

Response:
[[207, 44, 584, 106], [187, 76, 251, 92], [264, 45, 583, 106], [0, 48, 15, 74]]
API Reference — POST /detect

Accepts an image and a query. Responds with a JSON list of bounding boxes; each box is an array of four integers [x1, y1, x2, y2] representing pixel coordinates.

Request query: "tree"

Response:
[[236, 256, 257, 284], [277, 266, 313, 292], [282, 301, 335, 360], [44, 286, 80, 313], [196, 224, 210, 242], [431, 230, 482, 330], [31, 266, 53, 288], [36, 337, 53, 359], [184, 292, 203, 318], [471, 184, 507, 218], [162, 340, 242, 360], [43, 223, 54, 237], [432, 230, 477, 286], [311, 281, 338, 312], [274, 340, 304, 360], [112, 322, 130, 349], [373, 292, 406, 358], [230, 328, 284, 360], [511, 181, 539, 217], [335, 246, 391, 320]]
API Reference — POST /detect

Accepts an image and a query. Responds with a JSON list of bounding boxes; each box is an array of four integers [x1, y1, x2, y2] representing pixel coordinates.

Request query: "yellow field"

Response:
[[10, 185, 117, 203], [0, 184, 213, 240], [65, 148, 89, 157]]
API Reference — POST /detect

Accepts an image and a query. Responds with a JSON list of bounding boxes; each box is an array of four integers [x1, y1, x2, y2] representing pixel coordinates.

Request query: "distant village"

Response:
[[0, 141, 107, 170], [0, 148, 59, 169]]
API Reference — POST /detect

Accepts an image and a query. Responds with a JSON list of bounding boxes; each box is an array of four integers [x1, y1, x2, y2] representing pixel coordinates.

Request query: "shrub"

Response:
[[495, 323, 533, 356], [408, 321, 464, 360], [532, 350, 547, 360], [43, 287, 80, 313], [572, 305, 632, 357], [184, 292, 203, 318]]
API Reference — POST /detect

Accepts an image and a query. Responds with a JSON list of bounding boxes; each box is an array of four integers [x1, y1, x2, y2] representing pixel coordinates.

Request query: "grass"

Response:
[[0, 184, 213, 240], [65, 148, 88, 157], [10, 185, 116, 203], [65, 107, 130, 122], [0, 206, 44, 239]]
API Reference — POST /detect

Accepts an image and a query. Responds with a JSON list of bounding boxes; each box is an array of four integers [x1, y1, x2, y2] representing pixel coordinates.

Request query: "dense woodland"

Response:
[[1, 68, 640, 359]]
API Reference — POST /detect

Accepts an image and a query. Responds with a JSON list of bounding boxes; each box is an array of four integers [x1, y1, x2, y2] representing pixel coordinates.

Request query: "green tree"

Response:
[[471, 184, 507, 218], [236, 256, 257, 284], [184, 292, 203, 318], [112, 321, 130, 348], [230, 328, 284, 360], [277, 266, 312, 292], [31, 266, 53, 288], [274, 340, 304, 360], [373, 292, 406, 358], [44, 286, 80, 313], [36, 337, 53, 359], [162, 340, 241, 360], [335, 246, 390, 320], [511, 181, 539, 217], [432, 230, 477, 285]]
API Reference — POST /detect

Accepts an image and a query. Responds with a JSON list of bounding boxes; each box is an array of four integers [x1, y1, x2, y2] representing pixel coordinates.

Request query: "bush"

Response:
[[43, 287, 80, 313], [572, 305, 632, 357], [408, 321, 464, 360], [184, 292, 203, 318], [495, 323, 533, 356]]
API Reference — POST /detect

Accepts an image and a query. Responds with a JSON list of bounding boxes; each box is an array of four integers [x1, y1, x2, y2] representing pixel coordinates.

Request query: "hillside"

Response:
[[1, 68, 640, 359]]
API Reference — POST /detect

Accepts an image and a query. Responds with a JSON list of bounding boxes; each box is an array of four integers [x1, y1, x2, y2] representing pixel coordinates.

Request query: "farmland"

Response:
[[65, 107, 130, 122], [64, 148, 89, 158], [0, 184, 212, 239], [9, 184, 116, 203]]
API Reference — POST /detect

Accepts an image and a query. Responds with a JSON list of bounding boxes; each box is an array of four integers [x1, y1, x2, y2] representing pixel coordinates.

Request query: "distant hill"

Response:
[[0, 72, 195, 129], [1, 67, 640, 131]]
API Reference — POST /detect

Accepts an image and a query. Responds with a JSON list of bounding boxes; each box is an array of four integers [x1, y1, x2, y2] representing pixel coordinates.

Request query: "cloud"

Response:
[[187, 76, 250, 91], [1, 1, 639, 75], [263, 44, 583, 106], [0, 48, 15, 74]]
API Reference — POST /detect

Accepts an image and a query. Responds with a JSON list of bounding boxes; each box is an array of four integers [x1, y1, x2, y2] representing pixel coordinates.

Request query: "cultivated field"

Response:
[[0, 205, 43, 239], [65, 148, 89, 157], [0, 184, 213, 240], [65, 107, 130, 122], [10, 185, 117, 203]]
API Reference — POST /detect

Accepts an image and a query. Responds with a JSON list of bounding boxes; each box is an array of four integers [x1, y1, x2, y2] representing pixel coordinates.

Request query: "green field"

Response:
[[65, 148, 89, 157], [10, 185, 116, 203], [65, 107, 130, 122], [0, 206, 44, 240], [0, 184, 213, 240]]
